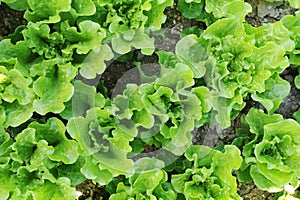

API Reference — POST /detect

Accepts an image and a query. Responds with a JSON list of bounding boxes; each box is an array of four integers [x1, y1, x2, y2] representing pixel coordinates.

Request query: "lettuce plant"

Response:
[[67, 106, 135, 184], [66, 82, 135, 185], [199, 14, 291, 128], [1, 0, 300, 198], [114, 82, 209, 156], [108, 158, 177, 200], [91, 0, 173, 55], [0, 40, 35, 128], [3, 0, 173, 79], [0, 118, 81, 200], [113, 56, 211, 157], [79, 0, 172, 56], [233, 108, 300, 193], [171, 145, 242, 200], [0, 0, 175, 121], [0, 39, 80, 123]]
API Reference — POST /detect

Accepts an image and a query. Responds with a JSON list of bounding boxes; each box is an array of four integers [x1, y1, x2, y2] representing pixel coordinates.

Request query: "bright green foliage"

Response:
[[94, 0, 173, 32], [111, 29, 154, 55], [0, 66, 34, 105], [67, 88, 135, 184], [1, 0, 299, 198], [79, 44, 114, 79], [174, 34, 208, 78], [293, 108, 300, 123], [113, 59, 211, 156], [177, 0, 215, 25], [0, 101, 33, 128], [177, 0, 251, 25], [2, 0, 173, 80], [77, 0, 173, 57], [71, 0, 96, 17], [0, 118, 80, 199], [0, 65, 35, 127], [0, 0, 28, 11], [24, 0, 71, 23], [171, 145, 242, 200], [30, 60, 77, 115], [114, 82, 209, 156], [22, 20, 106, 58], [233, 108, 300, 192], [61, 80, 106, 119], [251, 74, 290, 113], [108, 158, 177, 200], [281, 11, 300, 89], [0, 40, 35, 128], [277, 192, 300, 200], [30, 178, 76, 200], [60, 20, 106, 55], [201, 16, 291, 128], [109, 35, 212, 157]]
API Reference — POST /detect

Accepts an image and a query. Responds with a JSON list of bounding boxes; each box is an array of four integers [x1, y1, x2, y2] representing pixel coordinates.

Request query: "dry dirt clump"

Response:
[[245, 0, 297, 26]]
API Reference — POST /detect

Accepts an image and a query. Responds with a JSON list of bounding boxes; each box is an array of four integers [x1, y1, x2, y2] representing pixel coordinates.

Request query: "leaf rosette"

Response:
[[0, 40, 36, 127], [0, 118, 79, 199], [234, 108, 300, 192], [113, 73, 211, 157], [67, 88, 135, 184], [171, 145, 242, 200], [200, 17, 291, 128], [108, 158, 177, 200]]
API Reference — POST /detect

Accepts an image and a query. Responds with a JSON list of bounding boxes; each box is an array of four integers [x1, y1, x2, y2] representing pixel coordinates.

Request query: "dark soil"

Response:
[[245, 0, 297, 26], [0, 3, 26, 39], [76, 180, 110, 200]]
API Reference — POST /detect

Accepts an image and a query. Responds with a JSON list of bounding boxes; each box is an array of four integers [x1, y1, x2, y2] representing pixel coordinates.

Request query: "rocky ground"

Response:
[[1, 1, 299, 199]]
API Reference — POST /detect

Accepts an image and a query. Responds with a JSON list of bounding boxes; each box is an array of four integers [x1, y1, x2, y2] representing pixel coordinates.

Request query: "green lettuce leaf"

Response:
[[111, 29, 155, 55], [171, 145, 242, 200], [281, 11, 300, 89], [71, 0, 96, 16], [31, 60, 77, 115], [79, 44, 114, 79], [0, 66, 35, 105], [145, 0, 174, 30], [31, 177, 76, 200], [67, 107, 135, 183], [293, 108, 300, 123], [2, 117, 81, 198], [251, 74, 290, 113], [61, 20, 106, 55], [234, 108, 300, 192], [201, 16, 291, 128], [175, 34, 208, 78], [24, 0, 71, 23], [109, 158, 176, 200], [113, 81, 209, 156], [205, 0, 252, 20], [0, 0, 29, 11], [1, 101, 34, 128], [61, 80, 106, 119]]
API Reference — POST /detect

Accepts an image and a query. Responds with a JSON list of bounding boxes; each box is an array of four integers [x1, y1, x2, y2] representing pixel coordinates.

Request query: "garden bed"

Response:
[[0, 0, 300, 199]]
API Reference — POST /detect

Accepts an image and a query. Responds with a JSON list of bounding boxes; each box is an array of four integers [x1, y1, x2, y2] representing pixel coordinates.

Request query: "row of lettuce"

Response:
[[0, 0, 300, 199]]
